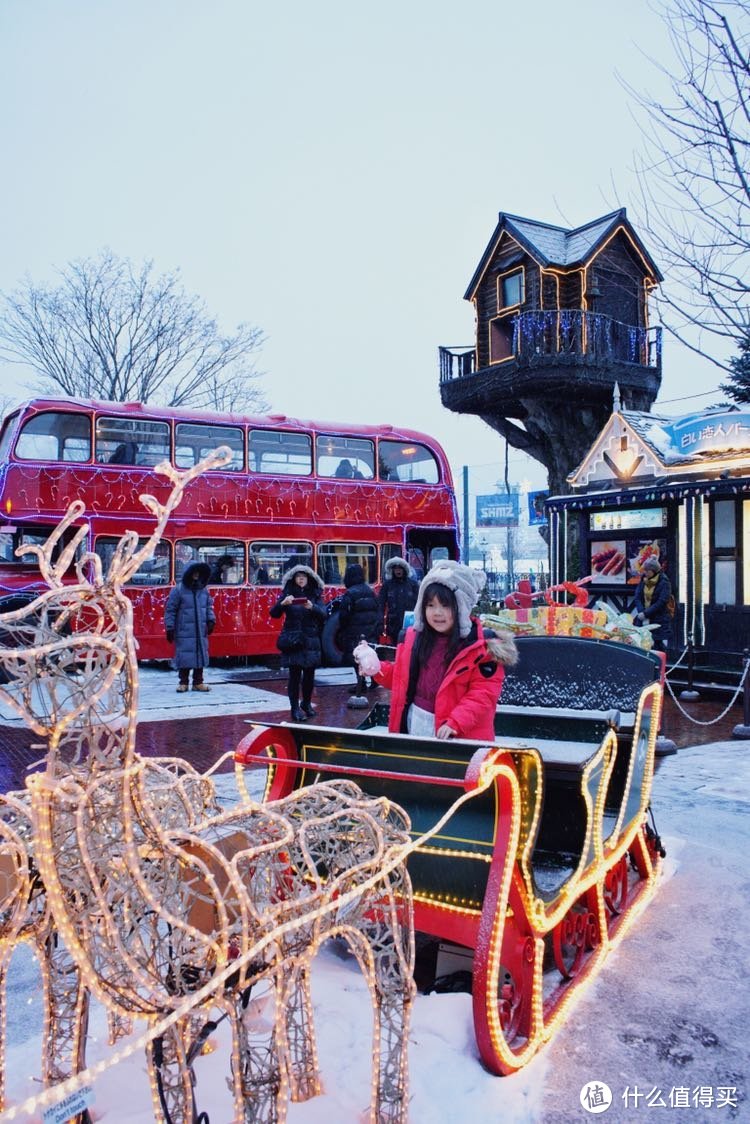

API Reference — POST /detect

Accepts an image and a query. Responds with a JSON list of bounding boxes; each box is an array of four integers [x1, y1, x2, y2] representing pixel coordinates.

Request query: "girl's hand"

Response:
[[282, 595, 294, 606], [436, 723, 457, 740], [353, 640, 381, 676]]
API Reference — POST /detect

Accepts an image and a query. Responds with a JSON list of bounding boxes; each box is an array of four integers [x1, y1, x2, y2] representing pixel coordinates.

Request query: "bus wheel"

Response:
[[322, 610, 345, 668]]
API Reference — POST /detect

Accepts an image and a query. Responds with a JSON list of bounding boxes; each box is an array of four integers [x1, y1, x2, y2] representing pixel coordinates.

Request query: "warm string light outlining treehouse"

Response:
[[0, 448, 424, 1124]]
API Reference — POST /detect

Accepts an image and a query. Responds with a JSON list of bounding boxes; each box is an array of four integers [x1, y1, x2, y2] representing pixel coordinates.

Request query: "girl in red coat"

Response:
[[355, 561, 517, 740]]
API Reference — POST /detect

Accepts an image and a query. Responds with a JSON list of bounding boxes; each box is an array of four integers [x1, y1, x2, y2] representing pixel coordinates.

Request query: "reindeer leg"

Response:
[[345, 873, 415, 1124], [233, 976, 287, 1124], [279, 957, 321, 1103], [148, 1020, 196, 1124], [43, 931, 90, 1089]]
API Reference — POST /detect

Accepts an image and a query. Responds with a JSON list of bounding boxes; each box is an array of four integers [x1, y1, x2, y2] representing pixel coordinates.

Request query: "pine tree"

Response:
[[720, 333, 750, 404]]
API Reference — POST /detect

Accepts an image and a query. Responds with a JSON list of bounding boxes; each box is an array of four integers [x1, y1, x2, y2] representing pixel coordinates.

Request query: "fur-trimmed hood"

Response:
[[482, 626, 519, 667], [383, 556, 413, 580], [281, 564, 324, 590], [181, 562, 211, 588]]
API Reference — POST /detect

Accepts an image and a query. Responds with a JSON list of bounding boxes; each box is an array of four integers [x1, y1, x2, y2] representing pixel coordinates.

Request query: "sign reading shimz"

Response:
[[476, 493, 519, 527]]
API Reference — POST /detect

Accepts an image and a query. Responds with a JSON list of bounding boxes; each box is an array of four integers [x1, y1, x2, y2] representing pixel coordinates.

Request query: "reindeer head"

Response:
[[0, 447, 231, 774]]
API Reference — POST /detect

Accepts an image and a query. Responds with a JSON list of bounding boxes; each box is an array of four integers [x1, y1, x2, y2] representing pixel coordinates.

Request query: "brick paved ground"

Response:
[[0, 673, 377, 793], [0, 671, 742, 795]]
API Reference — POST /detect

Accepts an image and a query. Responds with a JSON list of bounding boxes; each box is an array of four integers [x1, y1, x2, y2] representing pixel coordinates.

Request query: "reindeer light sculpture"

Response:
[[0, 449, 416, 1124]]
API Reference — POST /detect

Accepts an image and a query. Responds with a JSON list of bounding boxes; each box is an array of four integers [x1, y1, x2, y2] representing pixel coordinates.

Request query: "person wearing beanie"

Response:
[[377, 556, 420, 645], [632, 556, 673, 650], [355, 561, 518, 740], [270, 564, 327, 720], [337, 562, 380, 706]]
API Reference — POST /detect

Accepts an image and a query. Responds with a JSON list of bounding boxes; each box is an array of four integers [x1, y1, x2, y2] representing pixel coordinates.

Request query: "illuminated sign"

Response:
[[664, 411, 750, 457]]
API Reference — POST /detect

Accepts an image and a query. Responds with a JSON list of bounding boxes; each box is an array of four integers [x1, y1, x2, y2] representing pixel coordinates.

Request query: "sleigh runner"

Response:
[[236, 633, 665, 1075]]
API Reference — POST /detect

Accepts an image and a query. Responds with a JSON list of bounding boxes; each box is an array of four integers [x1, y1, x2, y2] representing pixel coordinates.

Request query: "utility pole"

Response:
[[462, 465, 470, 564]]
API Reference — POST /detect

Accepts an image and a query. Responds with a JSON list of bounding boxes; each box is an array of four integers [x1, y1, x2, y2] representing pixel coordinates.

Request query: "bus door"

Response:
[[405, 528, 459, 582]]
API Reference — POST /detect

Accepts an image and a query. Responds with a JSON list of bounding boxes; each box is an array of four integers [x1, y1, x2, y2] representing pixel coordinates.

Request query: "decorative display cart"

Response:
[[236, 633, 665, 1075]]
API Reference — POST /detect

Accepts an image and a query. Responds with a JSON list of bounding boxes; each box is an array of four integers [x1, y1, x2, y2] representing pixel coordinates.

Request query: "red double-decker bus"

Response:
[[0, 398, 459, 659]]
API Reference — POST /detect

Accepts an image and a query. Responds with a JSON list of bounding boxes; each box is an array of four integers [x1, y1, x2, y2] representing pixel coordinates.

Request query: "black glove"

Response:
[[166, 629, 174, 643], [207, 621, 215, 635]]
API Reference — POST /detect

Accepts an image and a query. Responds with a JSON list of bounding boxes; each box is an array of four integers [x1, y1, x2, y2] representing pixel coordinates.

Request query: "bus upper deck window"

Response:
[[316, 436, 374, 480], [15, 411, 92, 462], [175, 422, 245, 471], [249, 430, 312, 476], [378, 440, 439, 484], [96, 417, 170, 466]]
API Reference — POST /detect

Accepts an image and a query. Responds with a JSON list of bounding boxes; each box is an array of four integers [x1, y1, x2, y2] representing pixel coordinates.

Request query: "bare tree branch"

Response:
[[625, 0, 750, 370], [0, 250, 268, 412]]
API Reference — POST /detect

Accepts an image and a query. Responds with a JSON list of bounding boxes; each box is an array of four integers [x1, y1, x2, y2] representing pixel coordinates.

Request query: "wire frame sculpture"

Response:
[[0, 448, 415, 1124]]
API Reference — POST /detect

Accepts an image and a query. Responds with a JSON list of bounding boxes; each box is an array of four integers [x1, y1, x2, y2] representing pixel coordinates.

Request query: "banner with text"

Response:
[[476, 493, 519, 527]]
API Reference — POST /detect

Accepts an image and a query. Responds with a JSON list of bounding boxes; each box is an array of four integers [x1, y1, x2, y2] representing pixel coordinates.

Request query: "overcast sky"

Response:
[[0, 0, 724, 500]]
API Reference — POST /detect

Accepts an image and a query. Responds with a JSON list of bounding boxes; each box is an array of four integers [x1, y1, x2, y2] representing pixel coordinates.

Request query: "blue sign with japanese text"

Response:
[[664, 410, 750, 457]]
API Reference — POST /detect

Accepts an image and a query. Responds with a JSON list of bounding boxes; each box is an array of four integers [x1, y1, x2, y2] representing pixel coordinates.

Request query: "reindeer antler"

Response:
[[16, 501, 91, 591]]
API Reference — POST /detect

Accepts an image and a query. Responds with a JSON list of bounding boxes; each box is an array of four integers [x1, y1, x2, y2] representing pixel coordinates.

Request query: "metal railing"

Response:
[[439, 312, 662, 382]]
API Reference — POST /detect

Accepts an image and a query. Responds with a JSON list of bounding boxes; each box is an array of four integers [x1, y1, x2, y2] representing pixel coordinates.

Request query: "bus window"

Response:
[[0, 530, 14, 563], [95, 537, 170, 585], [0, 413, 19, 463], [317, 436, 374, 480], [378, 440, 439, 484], [205, 543, 245, 584], [250, 541, 312, 584], [318, 543, 377, 585], [95, 417, 170, 467], [173, 539, 243, 582], [15, 411, 92, 463], [249, 430, 312, 476], [174, 423, 244, 471], [408, 547, 425, 582]]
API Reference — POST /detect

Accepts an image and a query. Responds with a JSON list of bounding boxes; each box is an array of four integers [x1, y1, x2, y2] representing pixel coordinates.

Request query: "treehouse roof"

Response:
[[464, 208, 663, 300]]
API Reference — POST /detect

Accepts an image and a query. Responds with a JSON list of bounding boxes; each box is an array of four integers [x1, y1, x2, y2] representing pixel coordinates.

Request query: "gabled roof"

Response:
[[567, 405, 750, 490], [464, 208, 663, 300]]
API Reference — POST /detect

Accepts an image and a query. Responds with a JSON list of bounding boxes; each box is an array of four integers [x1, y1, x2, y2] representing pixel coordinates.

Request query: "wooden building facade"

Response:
[[546, 404, 750, 660]]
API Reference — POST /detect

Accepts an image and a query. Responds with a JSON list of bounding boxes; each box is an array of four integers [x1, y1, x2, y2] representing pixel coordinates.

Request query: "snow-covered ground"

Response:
[[2, 691, 748, 1121]]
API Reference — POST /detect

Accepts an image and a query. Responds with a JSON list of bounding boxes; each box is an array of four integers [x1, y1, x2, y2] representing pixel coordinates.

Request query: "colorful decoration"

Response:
[[0, 449, 418, 1123], [493, 579, 655, 648]]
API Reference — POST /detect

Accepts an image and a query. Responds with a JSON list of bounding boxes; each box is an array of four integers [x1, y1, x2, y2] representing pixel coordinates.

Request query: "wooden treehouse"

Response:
[[439, 209, 663, 493]]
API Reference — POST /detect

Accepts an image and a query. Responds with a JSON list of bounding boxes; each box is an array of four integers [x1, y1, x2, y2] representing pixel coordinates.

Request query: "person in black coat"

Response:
[[337, 563, 379, 705], [270, 564, 326, 721], [632, 557, 673, 651], [377, 556, 419, 645]]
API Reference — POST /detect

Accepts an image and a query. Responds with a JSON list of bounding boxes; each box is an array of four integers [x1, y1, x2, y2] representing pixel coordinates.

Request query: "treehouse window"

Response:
[[498, 269, 524, 311]]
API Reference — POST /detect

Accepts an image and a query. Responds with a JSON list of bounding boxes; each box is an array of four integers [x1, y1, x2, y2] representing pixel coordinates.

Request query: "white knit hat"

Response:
[[412, 561, 486, 638]]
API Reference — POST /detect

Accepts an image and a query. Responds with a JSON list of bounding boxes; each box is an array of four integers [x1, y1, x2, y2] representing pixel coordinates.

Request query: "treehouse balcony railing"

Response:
[[439, 312, 662, 382]]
